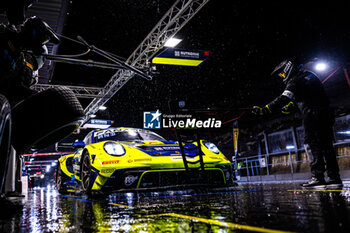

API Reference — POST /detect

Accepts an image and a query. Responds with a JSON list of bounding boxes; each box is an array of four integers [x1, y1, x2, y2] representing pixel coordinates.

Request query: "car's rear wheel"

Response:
[[56, 164, 67, 194], [81, 152, 92, 194]]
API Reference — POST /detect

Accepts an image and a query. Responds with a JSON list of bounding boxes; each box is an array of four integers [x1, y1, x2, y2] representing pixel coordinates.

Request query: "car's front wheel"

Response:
[[81, 152, 92, 194], [56, 164, 67, 194]]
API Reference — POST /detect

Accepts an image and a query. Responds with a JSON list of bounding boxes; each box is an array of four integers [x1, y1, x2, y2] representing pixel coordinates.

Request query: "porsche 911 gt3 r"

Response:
[[56, 127, 234, 194]]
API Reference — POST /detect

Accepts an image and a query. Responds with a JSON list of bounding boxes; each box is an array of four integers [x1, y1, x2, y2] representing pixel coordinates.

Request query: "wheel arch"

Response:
[[79, 147, 94, 178]]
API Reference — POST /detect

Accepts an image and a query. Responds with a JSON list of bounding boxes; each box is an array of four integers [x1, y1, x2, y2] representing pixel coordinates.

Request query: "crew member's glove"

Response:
[[252, 105, 271, 115], [281, 101, 295, 114]]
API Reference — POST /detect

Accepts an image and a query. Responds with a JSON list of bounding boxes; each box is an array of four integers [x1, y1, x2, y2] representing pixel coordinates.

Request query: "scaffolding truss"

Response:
[[83, 0, 210, 116], [31, 84, 103, 99], [33, 0, 210, 116]]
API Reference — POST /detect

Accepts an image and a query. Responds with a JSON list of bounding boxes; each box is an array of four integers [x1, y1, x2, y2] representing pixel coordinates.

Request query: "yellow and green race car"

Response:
[[56, 127, 234, 194]]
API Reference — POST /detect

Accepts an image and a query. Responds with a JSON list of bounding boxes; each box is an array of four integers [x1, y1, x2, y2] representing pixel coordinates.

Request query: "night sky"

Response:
[[52, 0, 350, 131]]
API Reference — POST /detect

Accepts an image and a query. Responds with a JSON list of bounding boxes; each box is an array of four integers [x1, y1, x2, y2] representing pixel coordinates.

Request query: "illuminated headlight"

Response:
[[104, 142, 125, 156], [204, 142, 220, 154]]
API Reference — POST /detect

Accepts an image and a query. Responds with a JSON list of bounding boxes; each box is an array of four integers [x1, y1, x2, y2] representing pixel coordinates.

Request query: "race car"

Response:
[[56, 127, 234, 194]]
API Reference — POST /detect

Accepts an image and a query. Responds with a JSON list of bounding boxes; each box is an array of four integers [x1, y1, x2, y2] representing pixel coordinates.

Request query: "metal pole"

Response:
[[291, 126, 299, 165], [263, 133, 270, 156], [266, 155, 269, 175], [289, 151, 294, 174], [263, 133, 270, 176], [246, 158, 250, 177]]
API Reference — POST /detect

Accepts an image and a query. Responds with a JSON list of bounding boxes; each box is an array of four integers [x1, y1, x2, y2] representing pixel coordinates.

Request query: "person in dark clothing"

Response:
[[0, 16, 60, 106], [0, 15, 60, 211], [252, 59, 342, 189]]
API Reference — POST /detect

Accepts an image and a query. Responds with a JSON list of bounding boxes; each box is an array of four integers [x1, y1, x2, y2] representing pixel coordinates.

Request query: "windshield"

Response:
[[93, 128, 165, 143]]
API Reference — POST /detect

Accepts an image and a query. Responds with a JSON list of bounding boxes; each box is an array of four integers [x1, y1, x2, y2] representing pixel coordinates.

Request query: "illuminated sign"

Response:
[[82, 119, 114, 129], [152, 48, 210, 66]]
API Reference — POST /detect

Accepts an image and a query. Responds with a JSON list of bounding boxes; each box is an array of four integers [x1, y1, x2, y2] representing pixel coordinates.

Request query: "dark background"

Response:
[[51, 0, 350, 136]]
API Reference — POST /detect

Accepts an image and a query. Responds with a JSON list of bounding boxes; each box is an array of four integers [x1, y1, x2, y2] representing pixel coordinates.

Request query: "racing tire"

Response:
[[0, 95, 11, 195], [56, 164, 67, 194], [11, 87, 84, 153], [80, 152, 93, 195]]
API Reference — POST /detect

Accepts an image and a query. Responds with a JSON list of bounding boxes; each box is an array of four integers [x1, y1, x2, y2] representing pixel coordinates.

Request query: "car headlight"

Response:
[[204, 142, 220, 154], [104, 142, 126, 156]]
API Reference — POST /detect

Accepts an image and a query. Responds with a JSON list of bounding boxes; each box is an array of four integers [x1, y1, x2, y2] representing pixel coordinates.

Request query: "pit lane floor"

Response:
[[1, 183, 350, 232]]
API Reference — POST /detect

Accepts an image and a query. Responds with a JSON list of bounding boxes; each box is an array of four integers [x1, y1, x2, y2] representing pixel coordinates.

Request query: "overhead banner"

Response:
[[152, 48, 210, 66]]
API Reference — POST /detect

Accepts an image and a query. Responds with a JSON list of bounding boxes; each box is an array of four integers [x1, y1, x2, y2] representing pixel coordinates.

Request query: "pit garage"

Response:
[[1, 1, 350, 232]]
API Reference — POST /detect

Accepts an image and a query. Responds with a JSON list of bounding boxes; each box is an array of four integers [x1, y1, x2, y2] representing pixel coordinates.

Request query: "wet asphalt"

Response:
[[1, 182, 350, 233]]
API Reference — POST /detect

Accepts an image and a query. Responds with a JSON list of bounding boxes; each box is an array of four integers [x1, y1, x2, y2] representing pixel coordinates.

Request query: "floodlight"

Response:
[[164, 37, 182, 47], [315, 63, 327, 71], [99, 106, 107, 111]]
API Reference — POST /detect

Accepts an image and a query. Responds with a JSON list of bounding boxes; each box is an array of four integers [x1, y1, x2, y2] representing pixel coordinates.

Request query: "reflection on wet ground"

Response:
[[1, 183, 350, 232]]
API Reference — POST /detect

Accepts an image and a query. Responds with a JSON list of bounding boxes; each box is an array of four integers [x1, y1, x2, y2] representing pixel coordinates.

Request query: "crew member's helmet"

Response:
[[271, 59, 295, 83], [20, 16, 60, 53]]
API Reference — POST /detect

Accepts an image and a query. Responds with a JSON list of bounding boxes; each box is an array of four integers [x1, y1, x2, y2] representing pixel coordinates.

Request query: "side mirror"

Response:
[[72, 141, 85, 149]]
